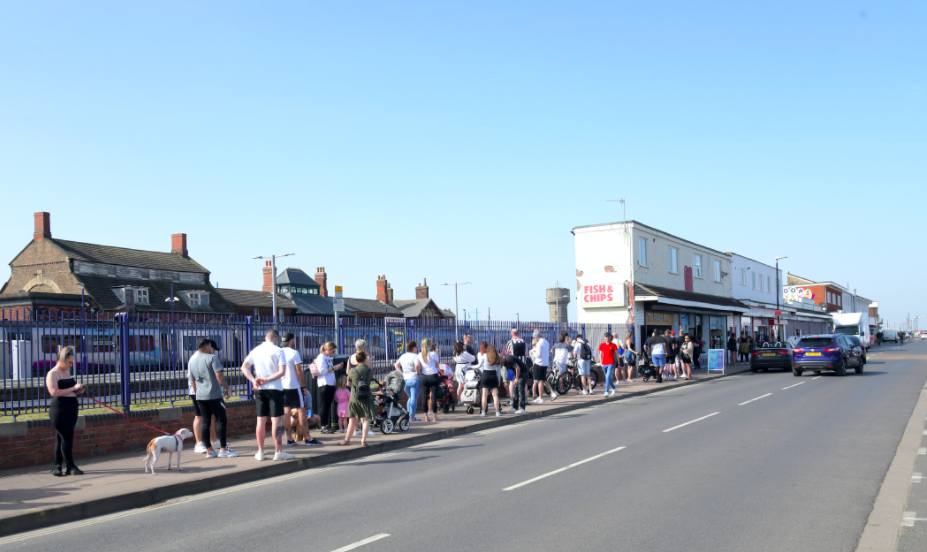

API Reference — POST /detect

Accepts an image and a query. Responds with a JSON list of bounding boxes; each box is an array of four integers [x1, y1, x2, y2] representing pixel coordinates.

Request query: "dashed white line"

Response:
[[811, 376, 821, 380], [739, 393, 773, 406], [782, 382, 805, 390], [913, 473, 923, 483], [663, 412, 720, 433], [918, 448, 926, 455], [503, 446, 627, 490], [330, 534, 391, 552]]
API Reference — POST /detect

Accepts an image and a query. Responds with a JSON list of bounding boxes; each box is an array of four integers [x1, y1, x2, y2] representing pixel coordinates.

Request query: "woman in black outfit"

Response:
[[45, 346, 85, 476]]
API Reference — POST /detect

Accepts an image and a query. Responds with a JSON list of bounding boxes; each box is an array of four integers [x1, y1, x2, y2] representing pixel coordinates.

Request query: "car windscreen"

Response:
[[797, 338, 835, 348], [847, 336, 861, 346], [834, 327, 860, 336]]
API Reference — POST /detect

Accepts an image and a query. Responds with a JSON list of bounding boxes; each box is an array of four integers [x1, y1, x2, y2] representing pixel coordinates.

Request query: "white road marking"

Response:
[[503, 446, 626, 491], [782, 382, 805, 390], [918, 448, 926, 455], [811, 376, 821, 380], [913, 472, 923, 483], [739, 393, 773, 406], [663, 412, 720, 433], [902, 511, 927, 526], [331, 534, 391, 552]]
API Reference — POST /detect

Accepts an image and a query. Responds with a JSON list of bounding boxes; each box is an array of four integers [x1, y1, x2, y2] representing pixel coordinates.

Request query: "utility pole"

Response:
[[254, 253, 294, 326], [775, 256, 787, 341], [441, 281, 471, 342]]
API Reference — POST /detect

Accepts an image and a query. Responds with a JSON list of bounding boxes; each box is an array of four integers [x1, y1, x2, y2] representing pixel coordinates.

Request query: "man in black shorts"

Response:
[[503, 355, 528, 414], [279, 332, 322, 447], [241, 329, 292, 462], [530, 329, 557, 403]]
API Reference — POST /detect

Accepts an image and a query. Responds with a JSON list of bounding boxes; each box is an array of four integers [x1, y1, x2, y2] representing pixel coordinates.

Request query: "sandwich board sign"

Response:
[[707, 349, 725, 374]]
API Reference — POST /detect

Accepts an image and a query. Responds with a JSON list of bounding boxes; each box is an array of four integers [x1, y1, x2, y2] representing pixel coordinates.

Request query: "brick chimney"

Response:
[[314, 267, 329, 297], [387, 287, 394, 303], [415, 278, 429, 300], [376, 275, 389, 304], [171, 233, 188, 257], [262, 261, 274, 292], [34, 212, 51, 241]]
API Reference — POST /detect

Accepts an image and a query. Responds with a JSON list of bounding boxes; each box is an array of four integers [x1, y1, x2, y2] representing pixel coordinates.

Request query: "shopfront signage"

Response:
[[783, 287, 814, 302], [645, 312, 672, 325], [580, 282, 626, 309], [775, 310, 781, 316], [707, 349, 725, 374]]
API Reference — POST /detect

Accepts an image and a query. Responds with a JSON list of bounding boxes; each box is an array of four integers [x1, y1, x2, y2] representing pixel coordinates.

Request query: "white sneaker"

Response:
[[533, 398, 544, 404], [254, 451, 266, 461], [368, 430, 377, 436], [480, 412, 486, 417], [354, 430, 362, 437], [495, 412, 501, 417], [211, 439, 221, 450], [205, 448, 218, 458], [273, 451, 295, 461], [194, 442, 208, 454], [507, 408, 518, 414], [515, 409, 526, 414], [579, 390, 587, 395], [549, 393, 558, 401], [218, 447, 239, 458], [589, 390, 595, 395]]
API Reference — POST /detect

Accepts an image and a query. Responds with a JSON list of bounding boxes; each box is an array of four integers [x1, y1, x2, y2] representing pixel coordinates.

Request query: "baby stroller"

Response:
[[436, 374, 457, 414], [637, 351, 662, 383], [461, 368, 494, 414], [372, 381, 411, 435]]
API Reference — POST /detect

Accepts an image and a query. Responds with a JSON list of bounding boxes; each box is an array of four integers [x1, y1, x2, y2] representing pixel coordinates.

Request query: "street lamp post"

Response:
[[254, 253, 294, 326], [775, 256, 787, 341], [441, 281, 471, 342]]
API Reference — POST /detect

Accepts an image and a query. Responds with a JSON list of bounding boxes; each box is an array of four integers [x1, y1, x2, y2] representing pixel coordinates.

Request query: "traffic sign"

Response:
[[333, 285, 344, 312]]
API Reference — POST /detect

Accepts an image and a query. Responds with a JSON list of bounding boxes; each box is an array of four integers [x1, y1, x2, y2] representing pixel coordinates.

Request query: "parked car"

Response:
[[750, 341, 793, 373], [792, 334, 863, 377], [846, 336, 868, 364]]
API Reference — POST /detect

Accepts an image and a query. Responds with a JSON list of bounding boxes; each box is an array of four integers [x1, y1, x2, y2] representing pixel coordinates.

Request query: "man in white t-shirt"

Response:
[[241, 329, 292, 461], [280, 332, 322, 447]]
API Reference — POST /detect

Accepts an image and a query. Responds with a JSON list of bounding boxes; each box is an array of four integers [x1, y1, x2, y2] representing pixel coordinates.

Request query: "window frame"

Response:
[[668, 246, 678, 274], [752, 272, 756, 290], [135, 287, 149, 306], [714, 260, 722, 282], [638, 237, 648, 267], [693, 254, 702, 279]]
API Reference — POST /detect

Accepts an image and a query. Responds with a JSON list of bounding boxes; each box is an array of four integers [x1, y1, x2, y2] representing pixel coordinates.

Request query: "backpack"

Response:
[[354, 367, 372, 398], [580, 341, 593, 361]]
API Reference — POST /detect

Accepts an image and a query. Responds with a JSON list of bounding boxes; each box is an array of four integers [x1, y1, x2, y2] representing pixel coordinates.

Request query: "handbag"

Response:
[[308, 361, 321, 378]]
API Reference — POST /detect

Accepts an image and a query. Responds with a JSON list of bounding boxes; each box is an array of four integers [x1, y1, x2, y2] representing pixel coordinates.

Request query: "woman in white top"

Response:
[[394, 341, 421, 421], [314, 342, 338, 434], [453, 341, 475, 406], [348, 339, 376, 436], [415, 338, 442, 422], [473, 342, 503, 417]]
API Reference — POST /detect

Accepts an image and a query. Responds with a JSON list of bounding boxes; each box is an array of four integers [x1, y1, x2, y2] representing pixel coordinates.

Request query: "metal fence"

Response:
[[0, 310, 629, 420]]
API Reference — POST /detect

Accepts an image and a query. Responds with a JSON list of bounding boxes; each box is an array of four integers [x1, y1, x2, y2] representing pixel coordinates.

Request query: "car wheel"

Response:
[[836, 359, 847, 377], [862, 355, 867, 365], [793, 369, 803, 377], [855, 362, 864, 374], [751, 365, 758, 373]]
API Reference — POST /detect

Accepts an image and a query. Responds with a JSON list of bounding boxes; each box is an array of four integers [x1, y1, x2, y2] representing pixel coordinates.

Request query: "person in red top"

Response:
[[598, 333, 619, 397]]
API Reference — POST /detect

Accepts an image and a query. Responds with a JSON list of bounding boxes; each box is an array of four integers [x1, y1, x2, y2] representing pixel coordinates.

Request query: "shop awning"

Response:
[[633, 284, 751, 314]]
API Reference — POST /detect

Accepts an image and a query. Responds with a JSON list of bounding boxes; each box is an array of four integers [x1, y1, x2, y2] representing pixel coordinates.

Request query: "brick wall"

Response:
[[2, 240, 82, 297], [0, 400, 261, 471]]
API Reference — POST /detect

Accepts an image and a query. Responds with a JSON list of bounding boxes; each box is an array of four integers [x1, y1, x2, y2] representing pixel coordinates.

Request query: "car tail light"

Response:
[[777, 350, 789, 355], [751, 351, 761, 356], [823, 347, 840, 353], [792, 348, 803, 353]]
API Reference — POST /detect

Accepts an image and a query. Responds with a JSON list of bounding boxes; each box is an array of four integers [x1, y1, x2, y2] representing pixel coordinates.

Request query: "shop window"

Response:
[[693, 255, 702, 278], [668, 247, 678, 274], [638, 237, 647, 267]]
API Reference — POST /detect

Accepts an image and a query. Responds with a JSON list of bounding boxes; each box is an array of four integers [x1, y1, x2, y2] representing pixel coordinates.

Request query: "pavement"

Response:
[[2, 341, 924, 551], [0, 362, 744, 537]]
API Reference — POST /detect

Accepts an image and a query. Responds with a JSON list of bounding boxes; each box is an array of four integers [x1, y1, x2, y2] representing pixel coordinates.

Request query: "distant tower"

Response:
[[546, 285, 570, 323]]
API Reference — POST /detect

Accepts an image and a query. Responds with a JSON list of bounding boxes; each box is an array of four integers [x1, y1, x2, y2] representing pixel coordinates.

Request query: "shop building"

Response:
[[573, 221, 748, 350], [729, 253, 784, 342]]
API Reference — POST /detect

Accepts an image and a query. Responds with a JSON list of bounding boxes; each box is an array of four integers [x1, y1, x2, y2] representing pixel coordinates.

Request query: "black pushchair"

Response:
[[637, 351, 662, 383]]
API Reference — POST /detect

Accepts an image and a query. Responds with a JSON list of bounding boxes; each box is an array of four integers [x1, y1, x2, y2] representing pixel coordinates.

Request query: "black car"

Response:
[[792, 334, 864, 377], [846, 336, 868, 364], [749, 342, 793, 372]]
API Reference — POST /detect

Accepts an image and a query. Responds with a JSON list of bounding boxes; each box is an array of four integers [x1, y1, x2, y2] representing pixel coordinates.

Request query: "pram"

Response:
[[461, 367, 494, 414], [372, 379, 411, 435], [436, 374, 456, 414], [637, 351, 662, 383]]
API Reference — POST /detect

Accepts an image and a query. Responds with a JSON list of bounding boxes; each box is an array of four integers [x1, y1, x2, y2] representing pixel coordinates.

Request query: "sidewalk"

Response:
[[0, 364, 748, 537]]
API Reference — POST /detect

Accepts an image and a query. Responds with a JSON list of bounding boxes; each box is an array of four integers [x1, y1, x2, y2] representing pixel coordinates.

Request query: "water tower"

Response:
[[546, 285, 570, 323]]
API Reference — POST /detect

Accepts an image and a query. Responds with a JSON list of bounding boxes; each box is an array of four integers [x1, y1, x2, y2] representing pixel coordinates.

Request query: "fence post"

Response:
[[338, 318, 345, 354], [582, 323, 586, 340], [245, 316, 254, 398], [409, 319, 415, 343], [119, 314, 131, 414]]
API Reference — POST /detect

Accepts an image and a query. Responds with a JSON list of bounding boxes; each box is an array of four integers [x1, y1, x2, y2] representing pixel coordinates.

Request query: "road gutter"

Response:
[[856, 385, 927, 552]]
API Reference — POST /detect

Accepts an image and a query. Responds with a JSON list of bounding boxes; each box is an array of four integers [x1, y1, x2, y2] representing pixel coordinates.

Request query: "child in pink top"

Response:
[[334, 375, 351, 433]]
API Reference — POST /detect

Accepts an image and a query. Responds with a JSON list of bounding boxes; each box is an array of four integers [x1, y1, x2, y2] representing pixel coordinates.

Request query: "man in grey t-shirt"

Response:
[[188, 339, 237, 458]]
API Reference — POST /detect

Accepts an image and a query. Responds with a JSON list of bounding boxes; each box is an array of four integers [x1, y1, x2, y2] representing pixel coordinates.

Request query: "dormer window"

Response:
[[181, 291, 210, 308], [111, 286, 150, 306], [278, 285, 319, 295], [135, 288, 149, 305]]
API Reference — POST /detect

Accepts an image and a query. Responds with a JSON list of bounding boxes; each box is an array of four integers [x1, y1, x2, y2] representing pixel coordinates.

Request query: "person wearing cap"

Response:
[[598, 332, 619, 396], [529, 329, 557, 403], [280, 332, 322, 447]]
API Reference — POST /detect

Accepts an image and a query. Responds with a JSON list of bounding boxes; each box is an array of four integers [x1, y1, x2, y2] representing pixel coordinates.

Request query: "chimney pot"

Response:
[[33, 212, 51, 241], [262, 262, 274, 292], [171, 233, 188, 257], [314, 266, 329, 297], [376, 274, 389, 303]]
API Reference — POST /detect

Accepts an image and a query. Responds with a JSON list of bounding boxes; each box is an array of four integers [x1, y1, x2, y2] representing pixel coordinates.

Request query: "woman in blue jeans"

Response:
[[395, 341, 422, 421]]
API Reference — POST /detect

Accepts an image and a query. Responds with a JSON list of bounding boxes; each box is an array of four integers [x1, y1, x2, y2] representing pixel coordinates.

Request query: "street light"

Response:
[[441, 281, 471, 342], [253, 253, 294, 326], [775, 256, 787, 341]]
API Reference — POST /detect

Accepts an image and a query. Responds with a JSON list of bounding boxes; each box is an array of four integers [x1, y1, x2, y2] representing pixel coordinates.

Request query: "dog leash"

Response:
[[83, 395, 170, 436]]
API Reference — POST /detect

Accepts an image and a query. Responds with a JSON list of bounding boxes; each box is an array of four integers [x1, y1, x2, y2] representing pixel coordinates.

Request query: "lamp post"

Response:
[[165, 283, 180, 373], [253, 253, 294, 326], [441, 281, 471, 342], [775, 256, 787, 341]]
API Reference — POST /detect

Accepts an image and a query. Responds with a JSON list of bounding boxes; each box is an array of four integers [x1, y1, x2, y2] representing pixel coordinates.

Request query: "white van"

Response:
[[832, 313, 871, 350], [881, 329, 898, 343]]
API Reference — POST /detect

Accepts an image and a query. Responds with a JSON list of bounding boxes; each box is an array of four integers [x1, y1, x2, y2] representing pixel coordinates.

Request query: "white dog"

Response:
[[144, 428, 194, 475]]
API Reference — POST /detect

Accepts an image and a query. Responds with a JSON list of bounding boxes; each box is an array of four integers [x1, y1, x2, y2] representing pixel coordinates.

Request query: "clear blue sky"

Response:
[[1, 1, 924, 327]]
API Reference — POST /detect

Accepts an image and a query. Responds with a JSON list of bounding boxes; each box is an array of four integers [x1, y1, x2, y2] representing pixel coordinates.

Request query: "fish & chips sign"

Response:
[[581, 283, 626, 308]]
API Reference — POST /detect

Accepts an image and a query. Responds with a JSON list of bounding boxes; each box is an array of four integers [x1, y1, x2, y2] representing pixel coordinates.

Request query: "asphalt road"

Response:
[[4, 341, 925, 552]]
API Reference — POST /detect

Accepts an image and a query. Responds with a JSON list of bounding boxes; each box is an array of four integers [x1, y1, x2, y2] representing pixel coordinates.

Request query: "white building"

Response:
[[729, 253, 785, 341], [574, 220, 748, 350]]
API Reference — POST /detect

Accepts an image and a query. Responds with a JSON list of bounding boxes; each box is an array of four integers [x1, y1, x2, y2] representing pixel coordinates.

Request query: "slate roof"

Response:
[[213, 288, 296, 310], [342, 297, 403, 317], [288, 294, 353, 317], [74, 274, 235, 314], [633, 283, 748, 310], [276, 268, 319, 287], [392, 299, 438, 318], [51, 239, 209, 273]]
